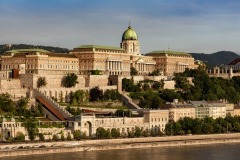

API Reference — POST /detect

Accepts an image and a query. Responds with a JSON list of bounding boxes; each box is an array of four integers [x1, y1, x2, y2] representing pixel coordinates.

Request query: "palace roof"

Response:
[[122, 26, 138, 41], [74, 45, 125, 51], [5, 48, 50, 53], [145, 50, 191, 56]]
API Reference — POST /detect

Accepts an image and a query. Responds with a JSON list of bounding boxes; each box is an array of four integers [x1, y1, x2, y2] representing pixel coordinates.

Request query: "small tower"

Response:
[[120, 25, 140, 56]]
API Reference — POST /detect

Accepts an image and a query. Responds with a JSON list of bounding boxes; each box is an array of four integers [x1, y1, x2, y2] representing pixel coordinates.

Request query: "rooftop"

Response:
[[74, 45, 125, 51], [145, 50, 190, 56], [5, 48, 50, 53]]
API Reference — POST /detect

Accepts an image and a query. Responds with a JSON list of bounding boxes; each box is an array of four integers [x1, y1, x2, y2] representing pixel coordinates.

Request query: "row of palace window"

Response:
[[0, 123, 23, 128], [2, 59, 78, 64], [39, 64, 79, 70], [1, 64, 78, 70], [151, 117, 168, 122]]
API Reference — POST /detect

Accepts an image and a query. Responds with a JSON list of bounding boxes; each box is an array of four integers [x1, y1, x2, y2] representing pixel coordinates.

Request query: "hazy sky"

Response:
[[0, 0, 240, 54]]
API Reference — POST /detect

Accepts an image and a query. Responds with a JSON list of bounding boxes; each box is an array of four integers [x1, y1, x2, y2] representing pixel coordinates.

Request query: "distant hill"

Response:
[[0, 44, 69, 55], [190, 51, 240, 67]]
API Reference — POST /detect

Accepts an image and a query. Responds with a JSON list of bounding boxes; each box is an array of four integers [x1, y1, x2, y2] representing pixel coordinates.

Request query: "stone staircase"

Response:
[[34, 89, 73, 120], [121, 92, 141, 109]]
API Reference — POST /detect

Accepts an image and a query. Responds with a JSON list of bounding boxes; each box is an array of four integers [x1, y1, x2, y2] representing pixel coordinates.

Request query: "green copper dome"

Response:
[[122, 26, 138, 41]]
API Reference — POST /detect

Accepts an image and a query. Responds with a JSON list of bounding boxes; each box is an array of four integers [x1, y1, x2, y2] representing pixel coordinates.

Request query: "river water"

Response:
[[2, 143, 240, 160]]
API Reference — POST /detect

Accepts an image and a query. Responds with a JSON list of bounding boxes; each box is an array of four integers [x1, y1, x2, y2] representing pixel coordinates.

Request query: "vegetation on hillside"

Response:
[[124, 68, 240, 109], [0, 93, 44, 141], [190, 51, 240, 67], [0, 44, 69, 54]]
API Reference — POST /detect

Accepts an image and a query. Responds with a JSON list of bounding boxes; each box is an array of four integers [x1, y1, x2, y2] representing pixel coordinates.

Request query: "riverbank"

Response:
[[1, 133, 240, 157]]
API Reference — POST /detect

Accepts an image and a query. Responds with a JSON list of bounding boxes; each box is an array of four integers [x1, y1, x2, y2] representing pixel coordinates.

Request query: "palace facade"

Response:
[[0, 25, 197, 78]]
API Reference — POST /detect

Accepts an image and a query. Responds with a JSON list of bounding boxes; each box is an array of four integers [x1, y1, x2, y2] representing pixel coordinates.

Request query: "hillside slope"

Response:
[[190, 51, 240, 67], [0, 44, 69, 55]]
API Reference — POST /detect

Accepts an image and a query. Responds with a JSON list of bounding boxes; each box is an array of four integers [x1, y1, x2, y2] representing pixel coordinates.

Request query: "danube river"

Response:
[[2, 143, 240, 160]]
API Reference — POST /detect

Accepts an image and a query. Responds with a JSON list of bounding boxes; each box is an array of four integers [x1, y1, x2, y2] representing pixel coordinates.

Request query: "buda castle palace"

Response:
[[0, 25, 199, 139], [0, 25, 197, 79]]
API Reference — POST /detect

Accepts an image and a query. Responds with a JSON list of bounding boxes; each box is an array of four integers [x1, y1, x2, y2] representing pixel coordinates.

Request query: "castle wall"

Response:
[[87, 75, 109, 87], [0, 79, 21, 90], [145, 76, 168, 81], [0, 89, 28, 100], [163, 80, 175, 89], [19, 74, 85, 89]]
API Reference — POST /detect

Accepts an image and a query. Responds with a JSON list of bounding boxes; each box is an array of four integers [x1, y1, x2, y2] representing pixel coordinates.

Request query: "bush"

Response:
[[111, 128, 120, 138], [134, 127, 142, 137], [38, 133, 45, 141], [142, 130, 148, 137], [81, 132, 87, 139], [52, 134, 58, 141], [67, 134, 72, 141], [73, 130, 81, 140], [89, 87, 103, 101], [61, 134, 65, 141], [15, 131, 25, 142]]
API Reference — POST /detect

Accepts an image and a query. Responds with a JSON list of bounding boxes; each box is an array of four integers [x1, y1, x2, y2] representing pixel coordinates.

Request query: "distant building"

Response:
[[146, 50, 197, 76], [161, 103, 195, 122], [67, 109, 169, 137], [190, 101, 226, 119]]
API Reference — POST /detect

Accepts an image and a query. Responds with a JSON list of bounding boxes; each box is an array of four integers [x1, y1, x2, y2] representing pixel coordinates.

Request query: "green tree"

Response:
[[149, 69, 162, 76], [38, 133, 45, 141], [24, 118, 39, 141], [134, 126, 142, 137], [0, 93, 15, 113], [142, 83, 150, 91], [52, 134, 58, 141], [89, 86, 103, 101], [15, 131, 25, 142], [130, 67, 138, 76], [16, 97, 29, 117], [151, 96, 165, 109], [37, 77, 47, 88], [73, 130, 81, 140], [159, 89, 181, 102], [67, 133, 72, 140], [111, 128, 120, 138], [61, 134, 65, 141], [103, 89, 119, 101], [70, 90, 87, 105], [62, 73, 78, 87], [0, 133, 3, 141], [90, 70, 101, 75], [152, 80, 164, 90], [122, 78, 135, 92], [96, 127, 107, 139]]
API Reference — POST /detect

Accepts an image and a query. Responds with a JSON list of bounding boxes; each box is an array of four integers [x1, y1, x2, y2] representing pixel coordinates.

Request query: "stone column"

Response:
[[118, 62, 120, 70]]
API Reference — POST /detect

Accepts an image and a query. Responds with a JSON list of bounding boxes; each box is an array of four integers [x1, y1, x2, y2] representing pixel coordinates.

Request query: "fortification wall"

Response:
[[19, 74, 85, 89], [87, 75, 109, 87], [132, 76, 144, 83], [0, 79, 21, 90], [145, 76, 168, 81], [163, 80, 175, 89], [0, 89, 28, 100]]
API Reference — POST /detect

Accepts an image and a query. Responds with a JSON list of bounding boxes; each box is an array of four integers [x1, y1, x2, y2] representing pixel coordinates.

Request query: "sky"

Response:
[[0, 0, 240, 54]]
